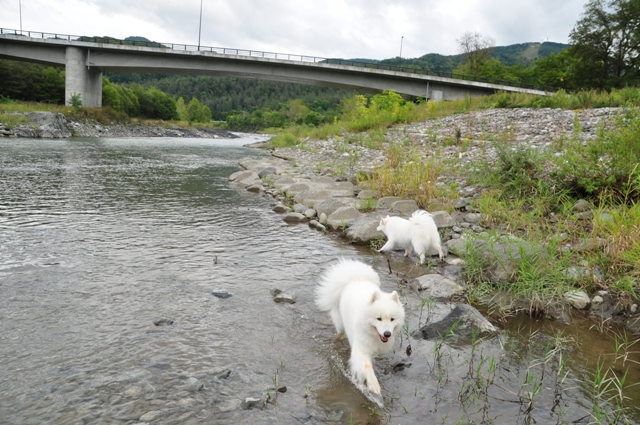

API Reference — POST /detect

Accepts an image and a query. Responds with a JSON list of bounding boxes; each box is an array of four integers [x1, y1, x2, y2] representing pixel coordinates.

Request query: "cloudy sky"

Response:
[[1, 0, 588, 60]]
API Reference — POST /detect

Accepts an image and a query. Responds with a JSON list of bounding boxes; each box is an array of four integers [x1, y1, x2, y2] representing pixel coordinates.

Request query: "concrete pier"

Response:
[[65, 47, 102, 107]]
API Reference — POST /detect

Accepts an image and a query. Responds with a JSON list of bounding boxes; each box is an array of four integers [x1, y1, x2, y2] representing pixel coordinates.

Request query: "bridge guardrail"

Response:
[[0, 27, 559, 93]]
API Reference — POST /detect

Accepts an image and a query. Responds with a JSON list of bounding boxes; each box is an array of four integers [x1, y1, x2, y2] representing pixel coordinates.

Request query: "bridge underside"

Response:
[[0, 35, 546, 108]]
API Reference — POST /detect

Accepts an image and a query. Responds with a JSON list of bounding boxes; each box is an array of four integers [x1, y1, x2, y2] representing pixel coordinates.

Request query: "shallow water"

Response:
[[1, 136, 639, 425]]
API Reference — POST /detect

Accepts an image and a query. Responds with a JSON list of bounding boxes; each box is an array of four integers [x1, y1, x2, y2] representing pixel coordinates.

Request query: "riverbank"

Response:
[[0, 111, 238, 139], [232, 106, 640, 335]]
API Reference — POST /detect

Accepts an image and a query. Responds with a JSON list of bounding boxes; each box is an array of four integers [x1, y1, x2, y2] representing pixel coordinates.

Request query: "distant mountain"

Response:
[[358, 41, 570, 74]]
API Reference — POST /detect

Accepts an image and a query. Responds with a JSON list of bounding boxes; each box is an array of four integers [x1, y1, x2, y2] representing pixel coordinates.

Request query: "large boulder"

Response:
[[413, 304, 498, 340], [326, 206, 363, 230], [346, 215, 385, 244]]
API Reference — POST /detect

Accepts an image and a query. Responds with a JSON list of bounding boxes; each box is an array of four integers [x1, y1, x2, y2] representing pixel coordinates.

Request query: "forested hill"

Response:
[[378, 41, 569, 72]]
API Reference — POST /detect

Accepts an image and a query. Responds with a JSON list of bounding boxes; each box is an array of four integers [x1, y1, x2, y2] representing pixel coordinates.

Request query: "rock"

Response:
[[631, 304, 638, 314], [376, 196, 403, 210], [319, 212, 328, 224], [326, 206, 363, 230], [272, 204, 289, 213], [283, 212, 305, 222], [315, 199, 347, 218], [325, 410, 344, 422], [574, 199, 591, 212], [293, 203, 307, 213], [564, 290, 591, 309], [571, 238, 608, 253], [139, 410, 165, 422], [390, 200, 419, 215], [212, 289, 232, 299], [241, 397, 264, 410], [412, 274, 465, 299], [257, 167, 277, 178], [413, 304, 498, 340], [246, 183, 264, 193], [274, 293, 296, 304], [592, 295, 604, 306], [431, 210, 457, 228], [303, 208, 317, 219], [153, 319, 174, 326], [217, 399, 241, 412], [284, 183, 311, 196], [346, 215, 384, 244], [185, 377, 204, 392], [357, 189, 379, 199], [463, 213, 482, 223]]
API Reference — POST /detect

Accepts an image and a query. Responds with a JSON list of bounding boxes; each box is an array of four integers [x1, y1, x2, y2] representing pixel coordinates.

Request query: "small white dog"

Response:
[[377, 210, 444, 264], [316, 259, 405, 395]]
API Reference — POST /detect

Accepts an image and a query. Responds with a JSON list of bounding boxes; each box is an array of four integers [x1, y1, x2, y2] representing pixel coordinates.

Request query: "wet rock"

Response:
[[326, 206, 363, 230], [283, 212, 305, 223], [212, 289, 232, 299], [564, 290, 591, 310], [272, 204, 289, 213], [153, 319, 174, 326], [241, 397, 264, 410], [274, 294, 296, 304], [325, 410, 344, 422], [303, 208, 317, 219], [315, 199, 347, 217], [217, 399, 241, 412], [413, 304, 498, 340], [346, 215, 384, 244], [412, 274, 465, 300], [309, 220, 326, 231], [185, 377, 204, 392], [246, 183, 264, 193], [139, 410, 165, 422]]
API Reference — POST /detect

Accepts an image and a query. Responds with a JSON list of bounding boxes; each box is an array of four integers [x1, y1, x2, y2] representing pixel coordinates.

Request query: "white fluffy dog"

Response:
[[376, 210, 444, 264], [316, 259, 405, 395]]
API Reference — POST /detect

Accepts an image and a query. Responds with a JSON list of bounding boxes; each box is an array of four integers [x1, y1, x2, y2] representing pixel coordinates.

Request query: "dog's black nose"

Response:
[[384, 331, 391, 338]]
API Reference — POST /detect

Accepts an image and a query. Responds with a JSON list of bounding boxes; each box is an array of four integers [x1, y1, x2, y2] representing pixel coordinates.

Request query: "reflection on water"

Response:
[[1, 137, 638, 424]]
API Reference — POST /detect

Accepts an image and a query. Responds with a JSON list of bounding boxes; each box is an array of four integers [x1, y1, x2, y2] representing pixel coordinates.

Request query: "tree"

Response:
[[186, 97, 212, 123], [456, 31, 496, 76], [569, 0, 640, 89]]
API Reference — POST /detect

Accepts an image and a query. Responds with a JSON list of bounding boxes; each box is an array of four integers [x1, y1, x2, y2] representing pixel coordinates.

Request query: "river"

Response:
[[1, 136, 639, 425]]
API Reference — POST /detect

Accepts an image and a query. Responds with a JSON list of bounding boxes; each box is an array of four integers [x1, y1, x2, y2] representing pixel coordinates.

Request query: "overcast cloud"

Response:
[[1, 0, 588, 60]]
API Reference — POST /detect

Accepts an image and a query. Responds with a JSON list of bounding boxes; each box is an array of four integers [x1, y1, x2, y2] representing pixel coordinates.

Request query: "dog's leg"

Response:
[[350, 350, 381, 394], [419, 252, 426, 264], [378, 240, 394, 253]]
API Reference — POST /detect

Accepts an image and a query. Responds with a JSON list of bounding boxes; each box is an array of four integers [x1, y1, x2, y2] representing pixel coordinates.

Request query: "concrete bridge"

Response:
[[0, 29, 552, 108]]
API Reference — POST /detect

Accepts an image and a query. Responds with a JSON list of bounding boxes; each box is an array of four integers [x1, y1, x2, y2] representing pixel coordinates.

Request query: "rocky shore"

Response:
[[0, 111, 238, 139], [231, 107, 640, 335]]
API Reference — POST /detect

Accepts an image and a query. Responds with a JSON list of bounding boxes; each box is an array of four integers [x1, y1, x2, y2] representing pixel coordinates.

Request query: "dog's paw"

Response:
[[367, 381, 381, 395]]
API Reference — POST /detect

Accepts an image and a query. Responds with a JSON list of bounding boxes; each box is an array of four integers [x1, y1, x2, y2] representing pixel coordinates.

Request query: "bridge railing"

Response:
[[0, 27, 559, 92]]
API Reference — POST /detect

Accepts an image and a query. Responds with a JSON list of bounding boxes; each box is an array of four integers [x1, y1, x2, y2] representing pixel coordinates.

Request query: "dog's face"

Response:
[[376, 216, 390, 232], [368, 290, 405, 344]]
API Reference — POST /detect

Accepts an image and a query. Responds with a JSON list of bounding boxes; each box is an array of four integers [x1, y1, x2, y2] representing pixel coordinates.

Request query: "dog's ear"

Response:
[[390, 291, 400, 303], [370, 290, 382, 304]]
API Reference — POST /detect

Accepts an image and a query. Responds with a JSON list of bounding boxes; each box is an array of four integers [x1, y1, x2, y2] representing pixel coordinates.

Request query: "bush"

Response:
[[550, 108, 640, 201], [134, 86, 178, 120], [186, 97, 212, 124]]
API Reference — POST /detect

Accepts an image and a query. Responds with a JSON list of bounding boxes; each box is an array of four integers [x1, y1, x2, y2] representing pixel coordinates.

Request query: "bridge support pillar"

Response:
[[65, 47, 102, 107]]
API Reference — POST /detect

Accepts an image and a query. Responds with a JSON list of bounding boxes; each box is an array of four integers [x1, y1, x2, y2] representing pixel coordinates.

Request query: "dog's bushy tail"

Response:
[[316, 259, 381, 312], [409, 210, 442, 256]]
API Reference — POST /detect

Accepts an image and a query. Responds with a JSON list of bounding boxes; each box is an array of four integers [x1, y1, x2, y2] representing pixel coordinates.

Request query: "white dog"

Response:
[[316, 259, 405, 395], [376, 210, 444, 264]]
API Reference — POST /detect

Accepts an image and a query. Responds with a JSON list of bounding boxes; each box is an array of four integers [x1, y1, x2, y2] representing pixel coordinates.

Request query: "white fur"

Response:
[[316, 259, 405, 395], [376, 210, 444, 264]]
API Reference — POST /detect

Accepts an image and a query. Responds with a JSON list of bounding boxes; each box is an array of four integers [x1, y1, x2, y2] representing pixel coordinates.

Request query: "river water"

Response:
[[1, 136, 639, 425]]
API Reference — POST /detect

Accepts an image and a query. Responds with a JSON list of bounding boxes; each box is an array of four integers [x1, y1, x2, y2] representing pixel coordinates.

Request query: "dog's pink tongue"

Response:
[[380, 334, 389, 343]]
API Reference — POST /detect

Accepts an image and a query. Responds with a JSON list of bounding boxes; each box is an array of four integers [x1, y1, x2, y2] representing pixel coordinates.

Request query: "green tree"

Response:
[[569, 0, 640, 89], [456, 31, 496, 76], [176, 97, 187, 121], [132, 85, 178, 120], [186, 97, 212, 123]]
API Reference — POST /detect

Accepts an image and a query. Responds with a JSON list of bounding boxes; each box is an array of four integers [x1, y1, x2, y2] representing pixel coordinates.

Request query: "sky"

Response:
[[0, 0, 589, 60]]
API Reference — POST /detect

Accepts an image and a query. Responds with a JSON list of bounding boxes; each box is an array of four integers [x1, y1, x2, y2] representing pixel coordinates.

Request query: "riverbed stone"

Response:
[[564, 290, 591, 310], [241, 397, 264, 410], [185, 377, 204, 392], [272, 204, 289, 213], [284, 183, 311, 196], [357, 189, 380, 199], [570, 238, 608, 253], [431, 210, 457, 228], [246, 183, 264, 193], [346, 215, 385, 244], [574, 199, 591, 212], [293, 203, 307, 213], [139, 410, 165, 422], [326, 206, 363, 230], [376, 196, 402, 210], [390, 200, 419, 215], [212, 289, 232, 299], [413, 304, 498, 340], [257, 167, 277, 178], [283, 212, 305, 223], [303, 208, 317, 219], [315, 199, 348, 218], [412, 274, 465, 300], [217, 399, 241, 412]]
